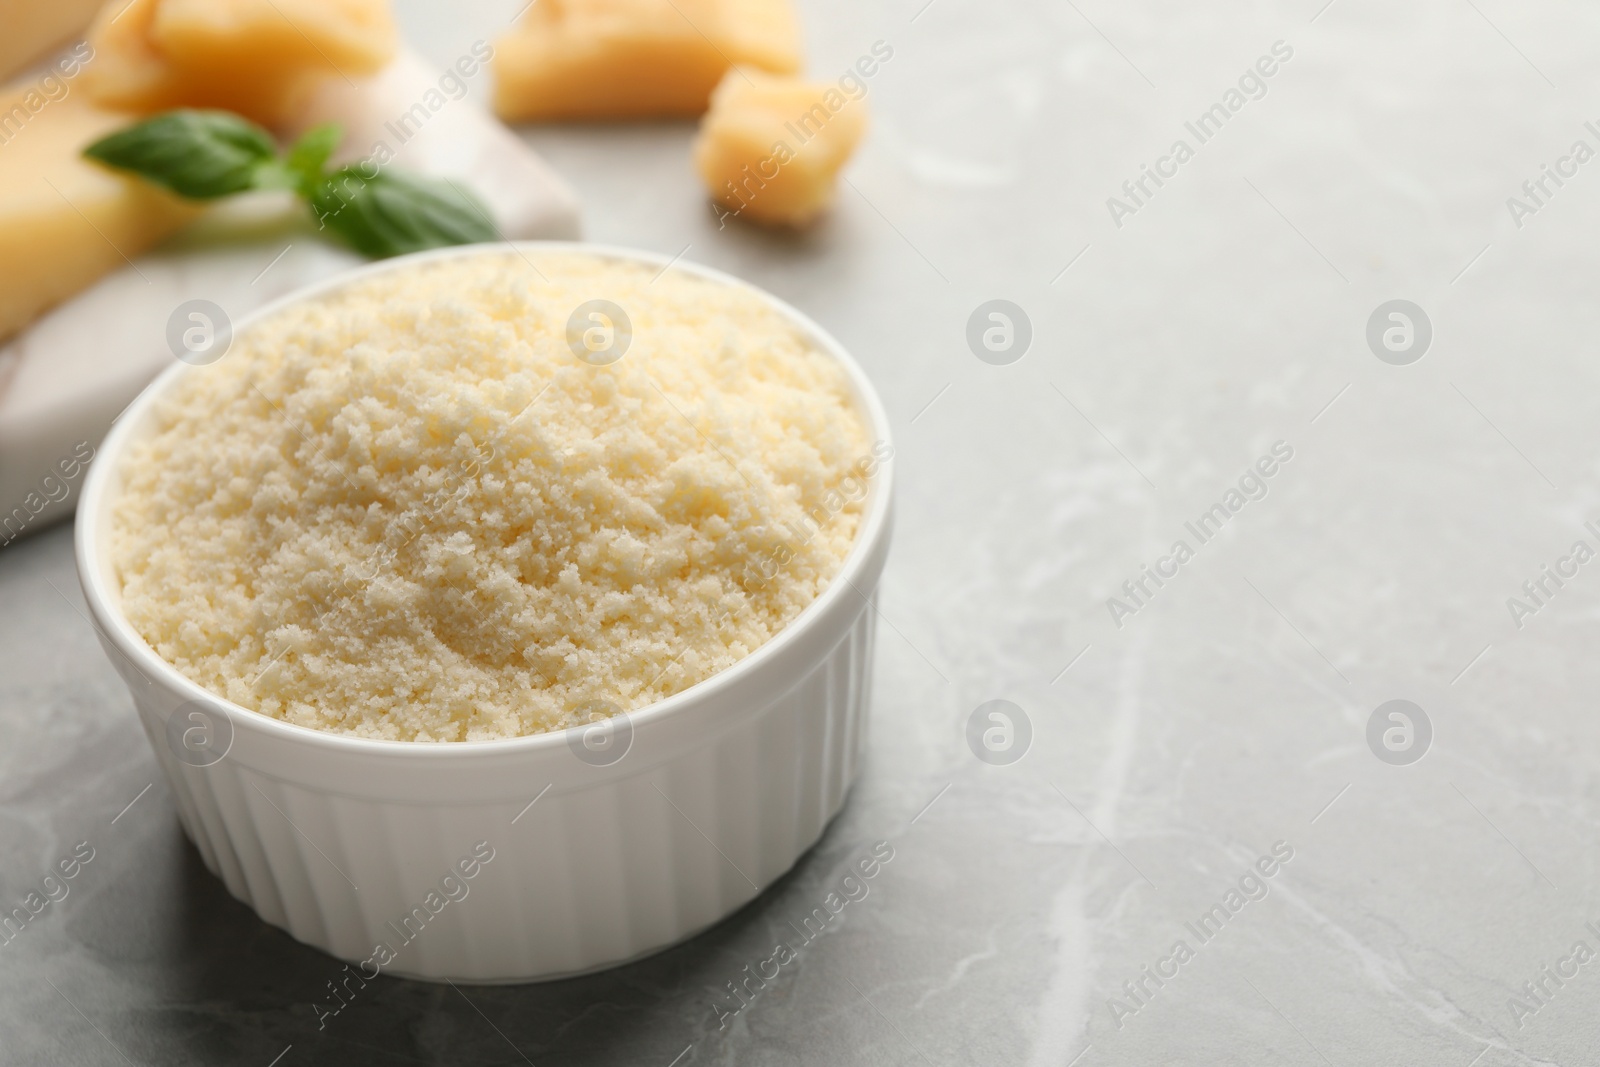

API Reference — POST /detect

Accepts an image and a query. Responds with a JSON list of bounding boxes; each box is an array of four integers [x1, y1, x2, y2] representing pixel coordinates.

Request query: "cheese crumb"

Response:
[[112, 251, 874, 741]]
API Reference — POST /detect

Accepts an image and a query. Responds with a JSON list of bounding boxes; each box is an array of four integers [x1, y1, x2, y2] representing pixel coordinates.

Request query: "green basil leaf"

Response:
[[309, 167, 498, 258], [285, 123, 342, 194], [83, 109, 279, 199]]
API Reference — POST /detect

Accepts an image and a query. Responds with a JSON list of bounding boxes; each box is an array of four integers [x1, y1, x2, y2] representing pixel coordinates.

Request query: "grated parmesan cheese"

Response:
[[112, 251, 875, 741]]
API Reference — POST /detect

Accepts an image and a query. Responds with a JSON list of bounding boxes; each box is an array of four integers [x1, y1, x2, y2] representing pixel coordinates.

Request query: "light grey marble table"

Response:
[[6, 0, 1600, 1063]]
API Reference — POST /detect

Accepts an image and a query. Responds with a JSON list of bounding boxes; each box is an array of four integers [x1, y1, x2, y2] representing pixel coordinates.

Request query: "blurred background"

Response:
[[4, 0, 1600, 1063]]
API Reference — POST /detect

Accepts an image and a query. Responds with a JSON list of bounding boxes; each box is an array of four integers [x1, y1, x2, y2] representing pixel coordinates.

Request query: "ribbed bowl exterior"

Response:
[[98, 588, 878, 982], [75, 243, 895, 983]]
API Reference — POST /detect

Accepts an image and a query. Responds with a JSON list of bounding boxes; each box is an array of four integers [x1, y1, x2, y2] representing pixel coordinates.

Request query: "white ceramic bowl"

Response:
[[74, 243, 894, 983]]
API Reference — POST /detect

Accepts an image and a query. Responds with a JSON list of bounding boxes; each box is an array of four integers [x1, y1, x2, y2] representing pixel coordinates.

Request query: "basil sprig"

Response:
[[84, 109, 497, 258], [309, 167, 495, 258]]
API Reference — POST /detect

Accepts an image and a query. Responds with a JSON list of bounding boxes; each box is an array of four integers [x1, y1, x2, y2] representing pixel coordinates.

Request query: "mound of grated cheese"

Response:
[[112, 251, 874, 741]]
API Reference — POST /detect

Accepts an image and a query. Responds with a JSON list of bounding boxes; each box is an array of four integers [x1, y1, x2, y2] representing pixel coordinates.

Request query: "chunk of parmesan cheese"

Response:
[[694, 68, 867, 227]]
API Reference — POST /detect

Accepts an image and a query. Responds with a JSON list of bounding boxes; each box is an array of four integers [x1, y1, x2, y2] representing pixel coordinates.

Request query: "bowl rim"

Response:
[[74, 241, 895, 760]]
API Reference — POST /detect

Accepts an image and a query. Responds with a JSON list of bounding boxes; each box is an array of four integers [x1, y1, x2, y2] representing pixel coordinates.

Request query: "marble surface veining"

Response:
[[4, 0, 1600, 1063]]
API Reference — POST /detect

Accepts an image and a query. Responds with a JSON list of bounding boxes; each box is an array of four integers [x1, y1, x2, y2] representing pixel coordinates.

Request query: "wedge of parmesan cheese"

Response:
[[0, 81, 200, 342], [0, 0, 105, 82], [493, 0, 802, 122], [80, 0, 398, 126]]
